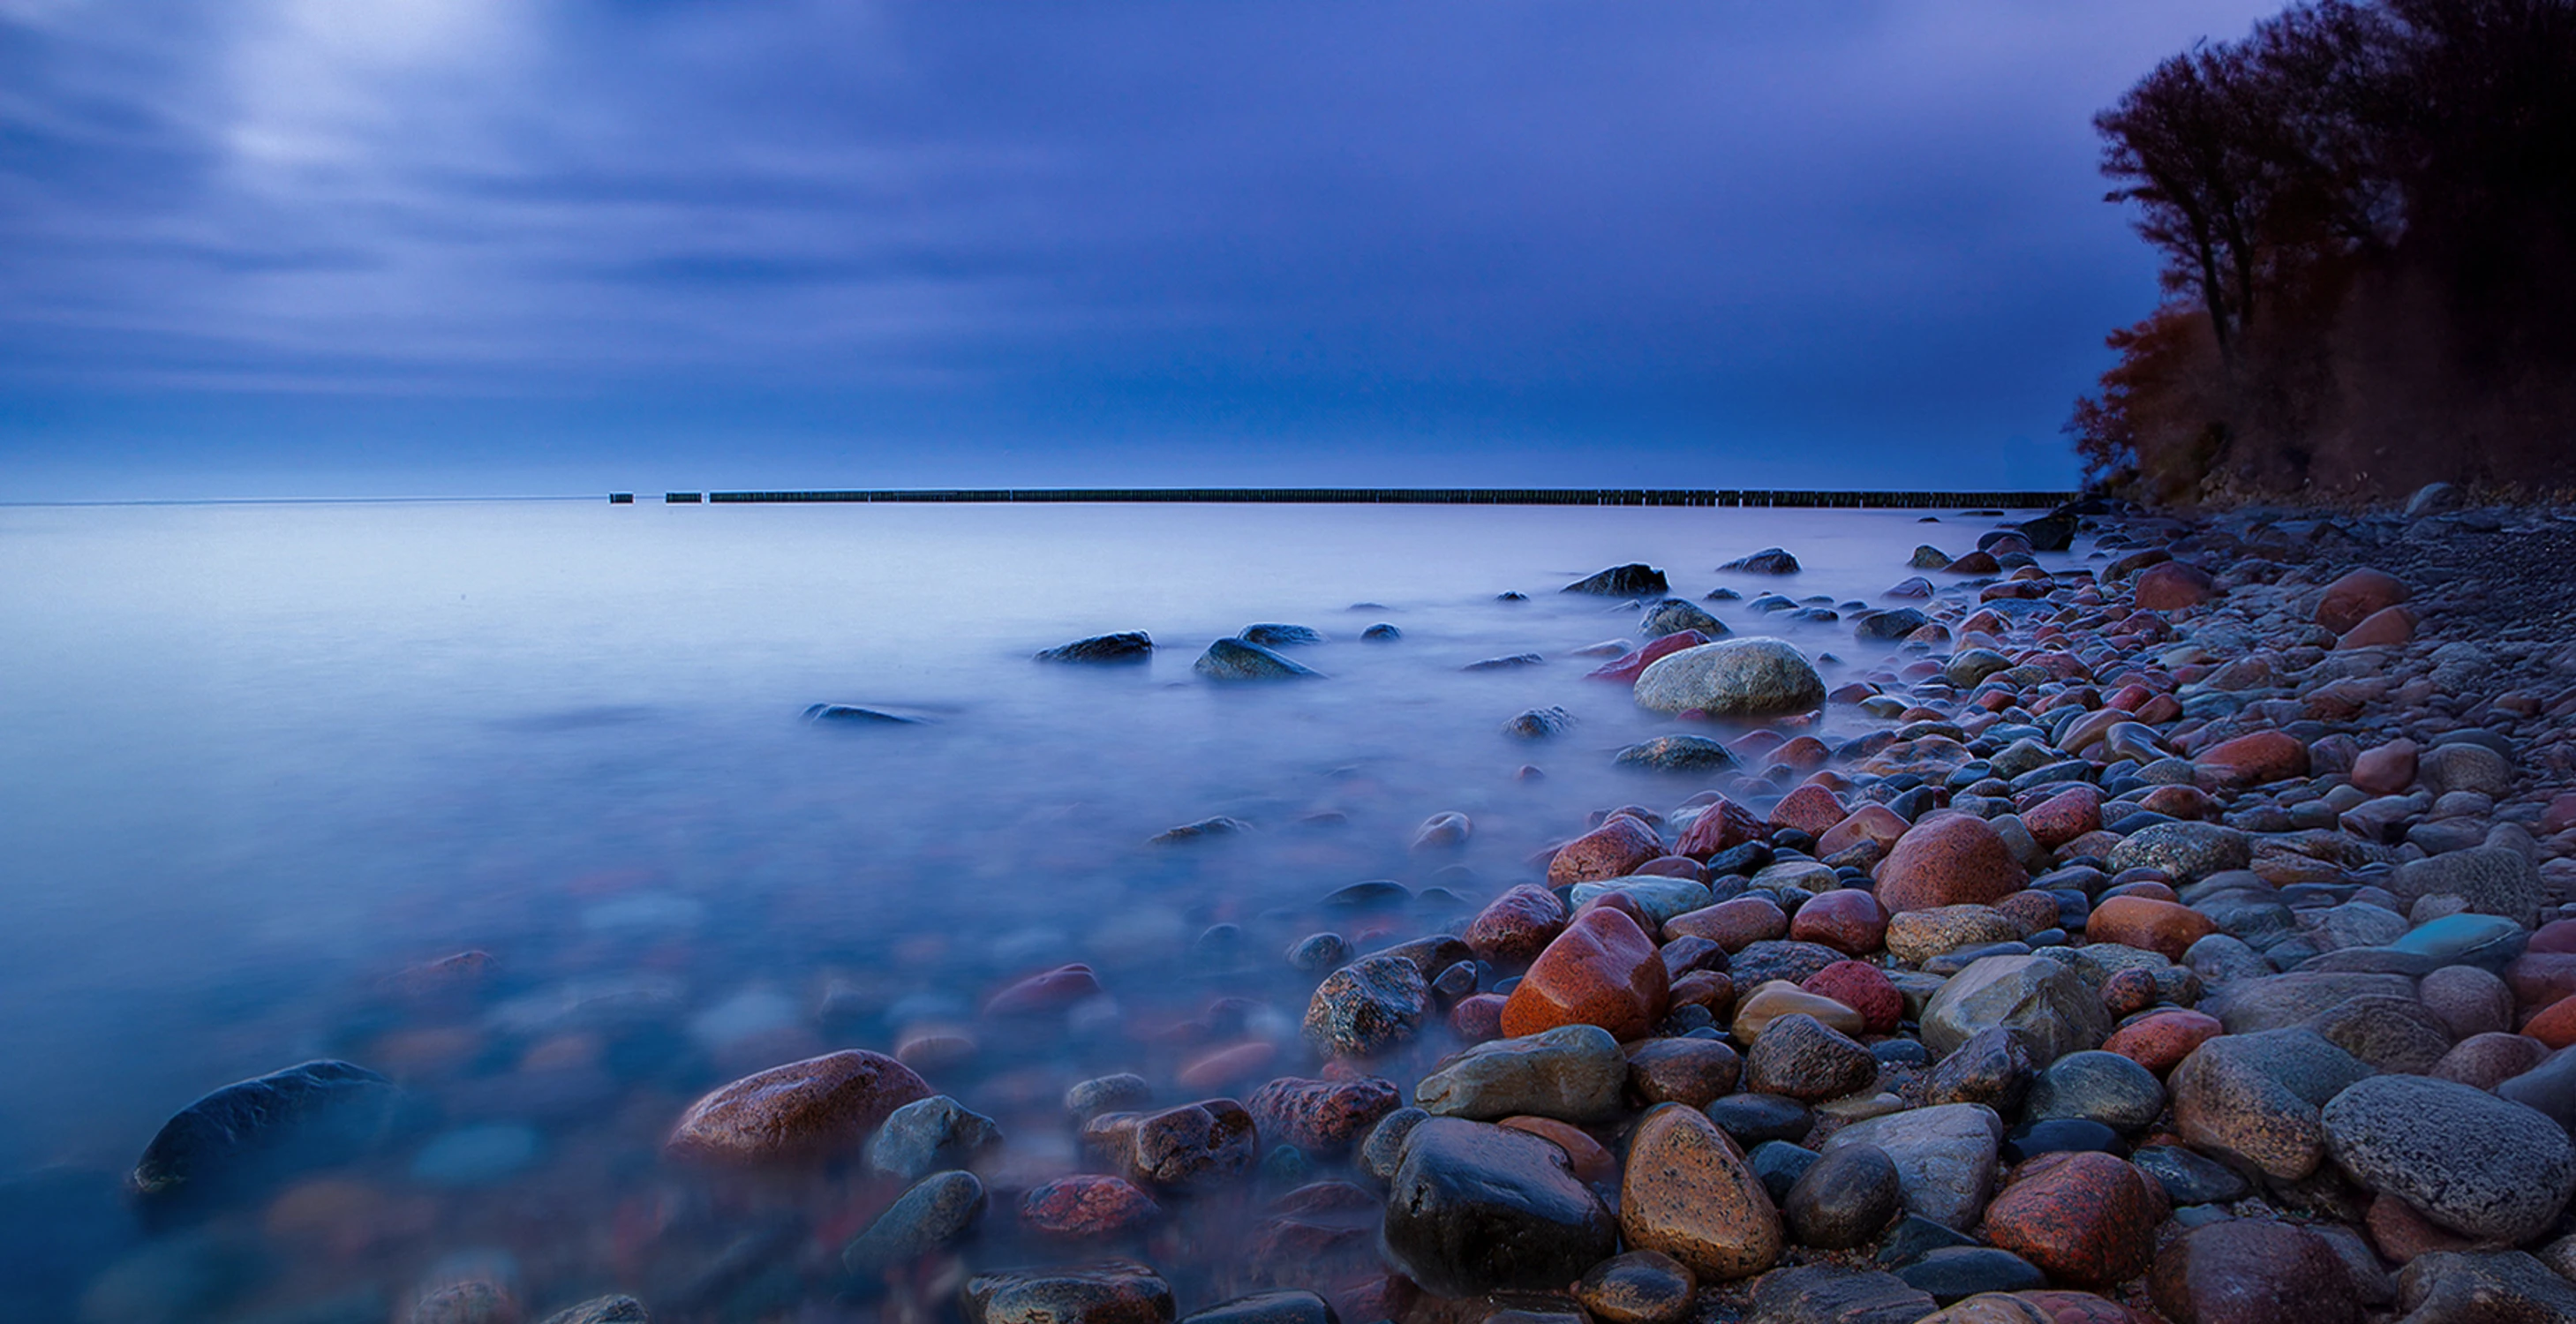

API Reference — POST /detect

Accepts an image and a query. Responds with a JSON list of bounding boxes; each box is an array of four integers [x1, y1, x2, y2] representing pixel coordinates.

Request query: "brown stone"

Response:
[[2022, 787, 2104, 850], [1666, 897, 1789, 951], [1626, 1038, 1744, 1109], [2337, 606, 2416, 649], [2351, 739, 2418, 795], [2133, 562, 2216, 611], [1731, 981, 1864, 1042], [2148, 1221, 2362, 1324], [1668, 970, 1735, 1018], [1790, 889, 1888, 955], [2084, 896, 2217, 963], [1548, 815, 1665, 885], [2196, 731, 2310, 786], [1465, 884, 1569, 967], [1021, 1174, 1162, 1237], [1818, 804, 1912, 860], [666, 1049, 931, 1166], [987, 963, 1105, 1016], [1248, 1076, 1400, 1152], [1084, 1098, 1259, 1189], [2316, 568, 2409, 635], [1873, 811, 2030, 914], [2430, 1032, 2550, 1089], [1501, 907, 1671, 1040], [1617, 1103, 1782, 1281], [1981, 1151, 2158, 1288]]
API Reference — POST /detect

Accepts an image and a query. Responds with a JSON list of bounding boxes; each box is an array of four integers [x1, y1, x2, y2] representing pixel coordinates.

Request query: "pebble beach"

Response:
[[33, 488, 2576, 1324]]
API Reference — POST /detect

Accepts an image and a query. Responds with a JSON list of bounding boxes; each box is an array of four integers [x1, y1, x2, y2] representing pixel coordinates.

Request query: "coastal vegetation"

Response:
[[2072, 0, 2576, 502]]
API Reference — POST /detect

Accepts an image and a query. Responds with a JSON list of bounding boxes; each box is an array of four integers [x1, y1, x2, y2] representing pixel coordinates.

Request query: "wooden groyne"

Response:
[[644, 487, 2079, 509]]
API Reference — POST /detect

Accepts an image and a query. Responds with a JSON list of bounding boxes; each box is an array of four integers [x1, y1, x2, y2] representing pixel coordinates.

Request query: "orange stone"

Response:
[[1871, 810, 2030, 914], [1501, 906, 1671, 1039], [2132, 562, 2215, 611], [2101, 1009, 2222, 1074], [1550, 815, 1667, 885], [666, 1049, 932, 1165], [2351, 739, 2418, 794], [2525, 994, 2576, 1049], [1767, 784, 1849, 839], [2085, 896, 2217, 963]]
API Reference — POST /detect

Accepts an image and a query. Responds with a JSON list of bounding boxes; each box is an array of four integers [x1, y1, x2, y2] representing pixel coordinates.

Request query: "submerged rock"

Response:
[[130, 1060, 398, 1207], [1194, 638, 1322, 681], [666, 1050, 930, 1166], [1036, 632, 1154, 664]]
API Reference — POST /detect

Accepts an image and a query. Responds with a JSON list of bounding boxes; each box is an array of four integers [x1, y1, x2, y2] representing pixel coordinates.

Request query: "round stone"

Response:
[[1782, 1142, 1902, 1250], [1618, 1103, 1784, 1280], [2319, 1072, 2576, 1243], [1633, 638, 1827, 718], [1574, 1250, 1698, 1324]]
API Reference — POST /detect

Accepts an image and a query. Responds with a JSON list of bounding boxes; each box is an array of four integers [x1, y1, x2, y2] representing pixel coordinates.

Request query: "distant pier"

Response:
[[621, 487, 2076, 508]]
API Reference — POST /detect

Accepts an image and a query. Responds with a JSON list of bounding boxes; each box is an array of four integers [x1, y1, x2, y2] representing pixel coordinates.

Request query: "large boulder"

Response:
[[2319, 1073, 2576, 1244], [1381, 1117, 1619, 1296], [1920, 955, 2110, 1064], [1633, 639, 1826, 718]]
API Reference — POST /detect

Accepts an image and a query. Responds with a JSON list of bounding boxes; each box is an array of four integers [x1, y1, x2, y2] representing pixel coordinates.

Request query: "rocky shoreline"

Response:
[[79, 494, 2576, 1324]]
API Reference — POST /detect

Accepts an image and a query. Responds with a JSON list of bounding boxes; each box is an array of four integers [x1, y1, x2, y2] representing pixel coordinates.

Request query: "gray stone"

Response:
[[869, 1096, 1002, 1180], [1742, 1013, 1879, 1103], [1614, 735, 1740, 772], [1919, 955, 2110, 1065], [2417, 743, 2512, 798], [2107, 823, 2251, 883], [1633, 638, 1826, 718], [840, 1170, 985, 1270], [2299, 995, 2452, 1074], [1036, 632, 1153, 664], [2397, 1251, 2576, 1324], [1414, 1024, 1626, 1123], [1179, 1292, 1334, 1324], [1820, 1103, 2004, 1230], [2388, 847, 2545, 922], [1783, 1144, 1903, 1250], [2199, 971, 2417, 1033], [1745, 1264, 1934, 1324], [536, 1298, 647, 1324], [2025, 1051, 2165, 1132], [1569, 879, 1712, 926], [1641, 598, 1724, 639], [2170, 1028, 2370, 1180], [1193, 638, 1322, 681], [1301, 955, 1428, 1056], [2321, 1074, 2576, 1244]]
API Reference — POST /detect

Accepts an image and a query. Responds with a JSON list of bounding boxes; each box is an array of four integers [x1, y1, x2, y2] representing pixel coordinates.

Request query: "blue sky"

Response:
[[0, 1, 2278, 499]]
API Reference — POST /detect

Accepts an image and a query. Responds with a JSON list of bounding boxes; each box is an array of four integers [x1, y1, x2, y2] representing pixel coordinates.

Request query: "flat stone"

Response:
[[666, 1050, 930, 1167], [1575, 1250, 1698, 1324], [1744, 1263, 1934, 1324], [2396, 1251, 2576, 1323], [1194, 637, 1322, 681], [1415, 1025, 1627, 1123]]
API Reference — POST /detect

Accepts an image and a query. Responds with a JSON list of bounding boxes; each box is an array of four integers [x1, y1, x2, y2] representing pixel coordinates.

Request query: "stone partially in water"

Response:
[[1633, 638, 1826, 718], [130, 1060, 398, 1207], [965, 1261, 1175, 1324], [537, 1298, 647, 1324], [1614, 735, 1739, 772], [840, 1170, 986, 1270], [1563, 564, 1668, 596], [1301, 955, 1430, 1057], [869, 1095, 1003, 1180], [1193, 638, 1322, 681], [1247, 1075, 1401, 1152], [665, 1050, 931, 1167], [1414, 1024, 1627, 1123], [1036, 632, 1154, 664], [1381, 1117, 1619, 1296], [1084, 1099, 1258, 1190]]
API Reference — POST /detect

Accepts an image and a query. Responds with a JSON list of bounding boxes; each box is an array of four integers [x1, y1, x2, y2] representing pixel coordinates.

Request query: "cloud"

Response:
[[0, 0, 2286, 487]]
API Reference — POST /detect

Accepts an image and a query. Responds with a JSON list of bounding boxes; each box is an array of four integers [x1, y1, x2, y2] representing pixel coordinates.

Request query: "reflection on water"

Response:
[[0, 500, 2035, 1321]]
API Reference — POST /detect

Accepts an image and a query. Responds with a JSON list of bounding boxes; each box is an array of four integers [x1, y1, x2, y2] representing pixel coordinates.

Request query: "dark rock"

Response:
[[1066, 1074, 1153, 1122], [804, 703, 927, 724], [1922, 1027, 2035, 1114], [1362, 623, 1402, 641], [2001, 1118, 2124, 1162], [2024, 1050, 2165, 1132], [1503, 707, 1574, 739], [1179, 1291, 1337, 1324], [1248, 1077, 1401, 1153], [1894, 1246, 2045, 1304], [1705, 1094, 1815, 1147], [1240, 624, 1322, 647], [1359, 1107, 1429, 1183], [130, 1060, 396, 1208], [1194, 638, 1322, 681], [2396, 1250, 2576, 1323], [1302, 956, 1430, 1056], [1854, 609, 1929, 642], [1615, 735, 1740, 772], [1575, 1250, 1698, 1324], [1036, 632, 1153, 664], [536, 1298, 647, 1324], [2130, 1144, 2248, 1206], [1642, 599, 1725, 639], [1465, 653, 1545, 672], [1745, 1264, 1934, 1324], [1084, 1099, 1259, 1190], [1564, 565, 1669, 597], [1724, 548, 1802, 575], [1751, 1140, 1820, 1203], [1021, 1174, 1161, 1237], [1743, 1013, 1879, 1102], [1380, 1117, 1619, 1296], [2149, 1221, 2362, 1324], [1783, 1143, 1902, 1250]]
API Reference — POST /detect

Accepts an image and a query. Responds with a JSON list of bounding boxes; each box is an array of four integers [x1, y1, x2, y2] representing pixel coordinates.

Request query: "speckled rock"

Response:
[[1021, 1174, 1161, 1237], [1548, 816, 1668, 886], [2168, 1028, 2369, 1180], [1743, 1013, 1879, 1102], [1415, 1024, 1627, 1123], [1821, 1102, 2004, 1230], [2148, 1222, 2360, 1324], [1084, 1099, 1258, 1190], [1633, 638, 1827, 718], [1921, 955, 2111, 1064], [2105, 823, 2249, 884], [1248, 1076, 1400, 1153], [1574, 1250, 1698, 1324], [965, 1261, 1175, 1324], [1888, 906, 2024, 964], [1618, 1102, 1783, 1280], [1979, 1152, 2158, 1288], [1625, 1037, 1744, 1109], [1302, 956, 1430, 1056], [1502, 907, 1670, 1039], [2320, 1073, 2576, 1244], [1874, 813, 2030, 914], [1465, 885, 1569, 967]]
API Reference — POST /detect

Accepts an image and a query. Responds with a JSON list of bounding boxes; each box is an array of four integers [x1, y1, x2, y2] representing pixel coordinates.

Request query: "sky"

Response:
[[0, 0, 2283, 500]]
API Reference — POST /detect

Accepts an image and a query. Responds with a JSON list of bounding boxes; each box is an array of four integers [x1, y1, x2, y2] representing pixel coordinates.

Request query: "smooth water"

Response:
[[0, 500, 2040, 1320]]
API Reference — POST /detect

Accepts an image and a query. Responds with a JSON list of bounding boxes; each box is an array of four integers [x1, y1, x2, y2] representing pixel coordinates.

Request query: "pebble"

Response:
[[841, 1170, 985, 1270]]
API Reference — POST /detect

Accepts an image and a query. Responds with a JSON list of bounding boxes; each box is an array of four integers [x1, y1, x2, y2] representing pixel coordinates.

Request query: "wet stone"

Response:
[[1358, 1107, 1427, 1183], [1301, 956, 1430, 1057], [841, 1170, 985, 1271], [2023, 1051, 2165, 1132], [1742, 1012, 1879, 1102], [965, 1261, 1176, 1324], [1783, 1142, 1902, 1250], [1896, 1247, 2045, 1305], [1247, 1076, 1400, 1153], [1618, 1102, 1783, 1281], [1021, 1174, 1161, 1237], [131, 1060, 398, 1207], [1574, 1250, 1698, 1324], [1066, 1074, 1153, 1123], [1705, 1093, 1815, 1147], [1415, 1024, 1627, 1123], [1624, 1037, 1743, 1109], [1747, 1264, 1937, 1324], [1924, 1027, 2035, 1114], [666, 1050, 931, 1168], [1085, 1099, 1259, 1190], [535, 1298, 647, 1324], [870, 1096, 1003, 1181], [2129, 1144, 2248, 1206], [1179, 1291, 1337, 1324], [2149, 1221, 2361, 1324], [1380, 1117, 1619, 1297]]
